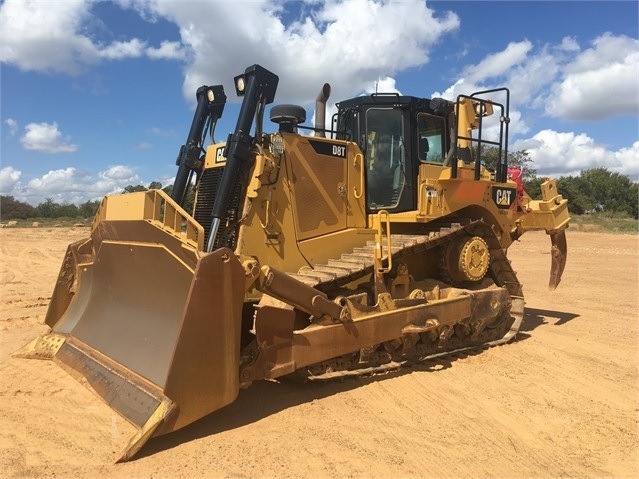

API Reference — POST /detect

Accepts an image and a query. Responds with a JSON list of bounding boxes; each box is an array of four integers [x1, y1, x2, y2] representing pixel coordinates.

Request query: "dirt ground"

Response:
[[0, 227, 637, 478]]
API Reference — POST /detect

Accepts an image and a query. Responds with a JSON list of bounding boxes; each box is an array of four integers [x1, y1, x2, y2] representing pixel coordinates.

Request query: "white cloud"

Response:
[[1, 165, 142, 205], [20, 122, 78, 153], [27, 167, 90, 192], [0, 0, 95, 74], [100, 165, 138, 182], [136, 142, 153, 150], [513, 130, 639, 181], [546, 33, 639, 120], [0, 166, 22, 193], [464, 40, 533, 83], [364, 77, 400, 95], [98, 38, 146, 60], [143, 0, 460, 106], [613, 142, 639, 182], [431, 40, 555, 106], [0, 0, 460, 108], [0, 0, 185, 74], [5, 118, 18, 136], [432, 33, 638, 124], [558, 36, 580, 53], [146, 40, 184, 60], [2, 2, 635, 128]]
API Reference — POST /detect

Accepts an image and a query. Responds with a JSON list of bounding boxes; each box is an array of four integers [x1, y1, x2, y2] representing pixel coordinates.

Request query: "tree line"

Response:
[[0, 196, 103, 221], [0, 182, 180, 222], [1, 150, 637, 221]]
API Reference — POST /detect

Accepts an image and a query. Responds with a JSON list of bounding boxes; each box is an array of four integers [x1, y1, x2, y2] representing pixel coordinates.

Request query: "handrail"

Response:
[[353, 153, 364, 199], [375, 210, 392, 274]]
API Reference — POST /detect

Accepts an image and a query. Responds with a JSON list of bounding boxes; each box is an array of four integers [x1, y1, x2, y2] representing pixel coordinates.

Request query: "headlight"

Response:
[[234, 75, 246, 96]]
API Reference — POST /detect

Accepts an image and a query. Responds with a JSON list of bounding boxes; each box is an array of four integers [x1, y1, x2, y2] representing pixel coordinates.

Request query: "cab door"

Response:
[[364, 107, 415, 212]]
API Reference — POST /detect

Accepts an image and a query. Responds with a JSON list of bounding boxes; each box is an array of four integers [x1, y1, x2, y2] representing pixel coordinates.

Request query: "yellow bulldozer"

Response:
[[16, 64, 569, 461]]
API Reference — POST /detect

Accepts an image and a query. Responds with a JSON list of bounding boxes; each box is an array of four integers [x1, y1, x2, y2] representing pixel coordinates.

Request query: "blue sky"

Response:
[[1, 0, 637, 206]]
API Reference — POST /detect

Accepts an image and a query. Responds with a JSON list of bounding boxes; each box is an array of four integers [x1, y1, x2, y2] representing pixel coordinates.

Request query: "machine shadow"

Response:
[[136, 307, 578, 460], [138, 348, 485, 459], [520, 307, 580, 332]]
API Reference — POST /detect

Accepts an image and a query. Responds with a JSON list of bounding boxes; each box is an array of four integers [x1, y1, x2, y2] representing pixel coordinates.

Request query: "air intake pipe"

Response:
[[314, 83, 331, 137]]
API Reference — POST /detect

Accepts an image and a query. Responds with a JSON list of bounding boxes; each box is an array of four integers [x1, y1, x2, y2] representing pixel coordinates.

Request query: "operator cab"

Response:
[[334, 94, 449, 213]]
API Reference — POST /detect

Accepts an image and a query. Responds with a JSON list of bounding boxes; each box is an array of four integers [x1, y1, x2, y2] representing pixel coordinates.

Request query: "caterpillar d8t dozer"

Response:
[[16, 64, 570, 461]]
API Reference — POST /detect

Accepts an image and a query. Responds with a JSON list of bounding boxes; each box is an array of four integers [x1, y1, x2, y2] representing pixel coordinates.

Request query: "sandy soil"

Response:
[[0, 227, 637, 478]]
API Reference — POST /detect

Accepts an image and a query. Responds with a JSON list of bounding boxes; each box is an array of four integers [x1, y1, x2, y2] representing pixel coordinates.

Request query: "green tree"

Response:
[[56, 203, 79, 218], [523, 176, 545, 200], [554, 169, 637, 217], [148, 181, 163, 190], [579, 168, 636, 218], [0, 196, 37, 220], [630, 183, 638, 219], [36, 198, 59, 218], [556, 177, 590, 215], [161, 183, 196, 213], [183, 185, 196, 214], [123, 184, 147, 193], [481, 147, 537, 183], [78, 200, 101, 218]]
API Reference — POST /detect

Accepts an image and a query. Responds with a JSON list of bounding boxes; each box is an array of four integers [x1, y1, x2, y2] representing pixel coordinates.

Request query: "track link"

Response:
[[282, 220, 524, 380]]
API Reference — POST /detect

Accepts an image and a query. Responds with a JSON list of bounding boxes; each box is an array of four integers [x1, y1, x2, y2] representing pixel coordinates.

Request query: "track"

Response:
[[275, 220, 525, 379]]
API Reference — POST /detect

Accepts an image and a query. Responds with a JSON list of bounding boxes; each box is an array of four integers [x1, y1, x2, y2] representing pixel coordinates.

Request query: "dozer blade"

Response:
[[14, 232, 245, 462], [549, 228, 568, 290]]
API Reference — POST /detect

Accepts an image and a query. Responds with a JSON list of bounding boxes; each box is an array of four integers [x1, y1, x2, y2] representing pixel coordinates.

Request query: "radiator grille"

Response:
[[194, 166, 242, 250]]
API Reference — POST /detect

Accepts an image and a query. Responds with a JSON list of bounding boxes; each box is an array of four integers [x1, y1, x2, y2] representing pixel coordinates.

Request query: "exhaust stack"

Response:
[[314, 83, 331, 137]]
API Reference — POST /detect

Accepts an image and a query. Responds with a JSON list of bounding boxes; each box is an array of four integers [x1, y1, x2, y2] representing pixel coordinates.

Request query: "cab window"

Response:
[[417, 114, 446, 164], [335, 108, 358, 144], [365, 108, 405, 209]]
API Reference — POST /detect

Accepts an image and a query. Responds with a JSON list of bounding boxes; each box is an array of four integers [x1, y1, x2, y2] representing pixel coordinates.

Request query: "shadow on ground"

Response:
[[139, 307, 579, 460], [521, 307, 580, 332]]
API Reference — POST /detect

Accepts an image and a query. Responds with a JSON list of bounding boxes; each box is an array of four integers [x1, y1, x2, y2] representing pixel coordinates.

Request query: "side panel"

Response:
[[288, 137, 348, 241], [234, 134, 368, 276]]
